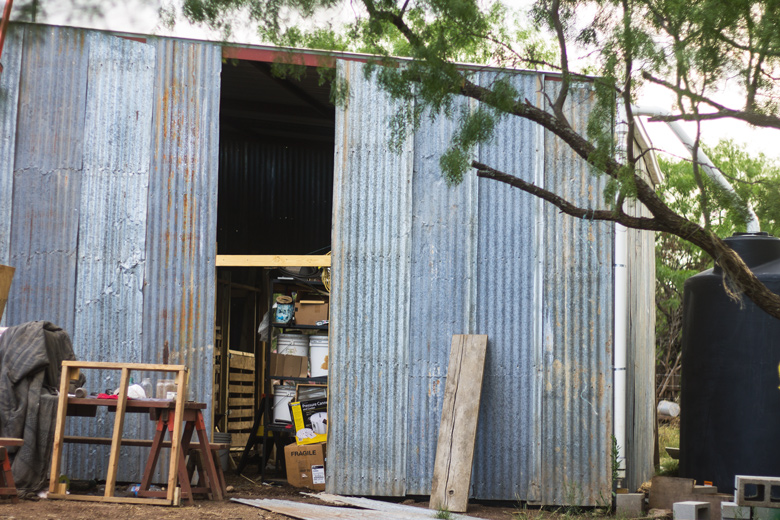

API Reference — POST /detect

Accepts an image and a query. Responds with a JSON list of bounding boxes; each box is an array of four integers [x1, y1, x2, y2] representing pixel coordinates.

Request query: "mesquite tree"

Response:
[[181, 0, 780, 319]]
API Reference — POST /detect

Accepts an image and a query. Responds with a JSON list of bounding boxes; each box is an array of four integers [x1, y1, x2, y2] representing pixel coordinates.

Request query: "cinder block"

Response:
[[617, 493, 645, 517], [674, 501, 711, 520], [696, 485, 718, 494], [735, 476, 780, 508], [754, 508, 780, 520], [721, 501, 751, 520]]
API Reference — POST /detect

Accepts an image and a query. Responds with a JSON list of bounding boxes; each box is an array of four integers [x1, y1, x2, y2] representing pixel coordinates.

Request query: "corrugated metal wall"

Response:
[[7, 25, 89, 333], [540, 80, 613, 505], [329, 60, 415, 496], [406, 96, 479, 495], [0, 24, 220, 482], [66, 32, 157, 481], [471, 72, 544, 502], [143, 36, 219, 391], [329, 62, 615, 503], [0, 25, 22, 276]]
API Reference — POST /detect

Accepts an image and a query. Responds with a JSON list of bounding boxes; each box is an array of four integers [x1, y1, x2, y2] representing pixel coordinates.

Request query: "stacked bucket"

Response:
[[272, 334, 329, 423]]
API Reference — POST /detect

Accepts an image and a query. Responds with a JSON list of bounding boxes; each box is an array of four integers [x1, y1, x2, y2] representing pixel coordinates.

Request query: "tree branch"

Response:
[[549, 0, 571, 123], [474, 162, 780, 321], [642, 71, 780, 130], [473, 161, 668, 231]]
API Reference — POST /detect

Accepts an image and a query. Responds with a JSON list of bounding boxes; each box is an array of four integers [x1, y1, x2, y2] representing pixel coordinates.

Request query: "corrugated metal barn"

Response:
[[0, 22, 657, 503]]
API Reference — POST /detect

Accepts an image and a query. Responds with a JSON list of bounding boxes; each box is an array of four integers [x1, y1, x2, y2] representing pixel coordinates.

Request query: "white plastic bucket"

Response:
[[657, 400, 680, 418], [278, 333, 309, 357], [309, 335, 329, 377], [273, 385, 297, 423]]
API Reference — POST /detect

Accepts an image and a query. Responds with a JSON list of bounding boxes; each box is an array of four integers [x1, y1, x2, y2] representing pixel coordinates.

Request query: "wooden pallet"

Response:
[[225, 350, 257, 449]]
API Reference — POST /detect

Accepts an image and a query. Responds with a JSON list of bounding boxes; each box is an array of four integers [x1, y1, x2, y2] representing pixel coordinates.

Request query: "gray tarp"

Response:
[[0, 321, 83, 490]]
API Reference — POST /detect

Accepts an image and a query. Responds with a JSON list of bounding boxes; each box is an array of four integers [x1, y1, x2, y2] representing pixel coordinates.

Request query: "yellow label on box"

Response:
[[290, 399, 327, 445]]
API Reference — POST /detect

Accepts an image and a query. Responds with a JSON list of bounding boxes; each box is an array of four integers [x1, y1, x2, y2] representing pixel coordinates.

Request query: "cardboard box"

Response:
[[284, 442, 326, 490], [270, 353, 308, 378], [294, 300, 329, 326], [0, 265, 14, 322], [290, 397, 328, 445]]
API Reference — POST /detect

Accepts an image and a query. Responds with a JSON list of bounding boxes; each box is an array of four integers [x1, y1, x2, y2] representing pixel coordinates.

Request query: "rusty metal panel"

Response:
[[64, 32, 157, 482], [329, 60, 414, 496], [7, 25, 89, 331], [540, 80, 613, 505], [470, 72, 545, 502], [143, 36, 220, 407], [0, 24, 22, 273], [405, 97, 480, 495]]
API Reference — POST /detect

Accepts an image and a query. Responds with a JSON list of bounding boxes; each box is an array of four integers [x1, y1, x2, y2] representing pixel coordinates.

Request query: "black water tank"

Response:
[[680, 232, 780, 492]]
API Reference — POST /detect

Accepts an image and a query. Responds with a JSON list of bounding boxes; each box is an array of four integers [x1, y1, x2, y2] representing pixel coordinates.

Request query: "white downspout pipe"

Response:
[[631, 105, 761, 232], [614, 223, 628, 486]]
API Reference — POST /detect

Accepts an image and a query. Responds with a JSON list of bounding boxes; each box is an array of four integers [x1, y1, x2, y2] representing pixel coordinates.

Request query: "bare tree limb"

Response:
[[642, 71, 780, 130], [549, 0, 571, 123], [473, 161, 667, 230]]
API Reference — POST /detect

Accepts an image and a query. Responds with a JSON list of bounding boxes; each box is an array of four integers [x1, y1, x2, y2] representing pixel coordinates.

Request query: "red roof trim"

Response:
[[222, 46, 370, 67]]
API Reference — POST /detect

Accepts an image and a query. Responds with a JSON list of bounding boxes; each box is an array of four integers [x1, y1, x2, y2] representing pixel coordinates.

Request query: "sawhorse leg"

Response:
[[139, 412, 195, 505]]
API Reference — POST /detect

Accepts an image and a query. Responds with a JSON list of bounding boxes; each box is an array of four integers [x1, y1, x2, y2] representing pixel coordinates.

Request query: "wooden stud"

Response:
[[49, 365, 74, 494], [166, 368, 188, 503], [104, 368, 130, 497], [48, 493, 171, 506], [215, 254, 331, 267], [49, 362, 191, 506], [429, 335, 488, 513], [61, 360, 186, 372]]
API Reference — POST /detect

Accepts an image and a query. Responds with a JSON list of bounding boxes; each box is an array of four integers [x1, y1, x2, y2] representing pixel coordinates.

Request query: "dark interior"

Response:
[[217, 60, 335, 256], [213, 60, 336, 435]]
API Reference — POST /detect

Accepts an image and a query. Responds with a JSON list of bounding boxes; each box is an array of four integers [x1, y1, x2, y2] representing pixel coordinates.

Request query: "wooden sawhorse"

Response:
[[0, 438, 23, 503]]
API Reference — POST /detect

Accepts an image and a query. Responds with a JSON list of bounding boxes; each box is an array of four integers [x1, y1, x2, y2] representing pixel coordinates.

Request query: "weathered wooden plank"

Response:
[[228, 352, 255, 371], [216, 255, 331, 267], [230, 433, 250, 447], [228, 397, 255, 407], [226, 420, 253, 430], [227, 408, 254, 418], [229, 373, 255, 382], [429, 335, 488, 513], [229, 384, 254, 394]]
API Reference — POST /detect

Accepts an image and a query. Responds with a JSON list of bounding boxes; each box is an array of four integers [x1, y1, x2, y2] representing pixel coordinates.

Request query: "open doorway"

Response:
[[214, 57, 335, 456]]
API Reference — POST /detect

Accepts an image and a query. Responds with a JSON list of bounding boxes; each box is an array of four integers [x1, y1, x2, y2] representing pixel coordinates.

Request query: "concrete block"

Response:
[[617, 493, 645, 517], [695, 486, 718, 494], [754, 508, 780, 520], [674, 501, 711, 520], [721, 502, 751, 520], [735, 476, 780, 508]]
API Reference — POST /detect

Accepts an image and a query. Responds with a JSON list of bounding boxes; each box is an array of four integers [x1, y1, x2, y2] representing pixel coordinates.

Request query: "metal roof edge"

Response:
[[7, 20, 593, 79]]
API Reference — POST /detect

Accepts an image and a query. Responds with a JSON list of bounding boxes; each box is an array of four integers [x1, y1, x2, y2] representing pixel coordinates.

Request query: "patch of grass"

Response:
[[435, 508, 453, 520], [658, 419, 680, 476]]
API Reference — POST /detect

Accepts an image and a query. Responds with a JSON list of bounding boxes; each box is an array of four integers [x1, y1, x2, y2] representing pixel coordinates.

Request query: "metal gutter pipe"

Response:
[[631, 105, 761, 232], [614, 222, 628, 485]]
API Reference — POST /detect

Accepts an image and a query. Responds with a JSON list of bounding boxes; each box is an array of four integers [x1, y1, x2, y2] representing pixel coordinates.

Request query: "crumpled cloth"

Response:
[[0, 321, 85, 491]]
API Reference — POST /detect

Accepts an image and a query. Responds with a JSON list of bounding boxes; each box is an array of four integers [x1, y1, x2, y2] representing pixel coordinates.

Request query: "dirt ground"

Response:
[[1, 471, 529, 520]]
